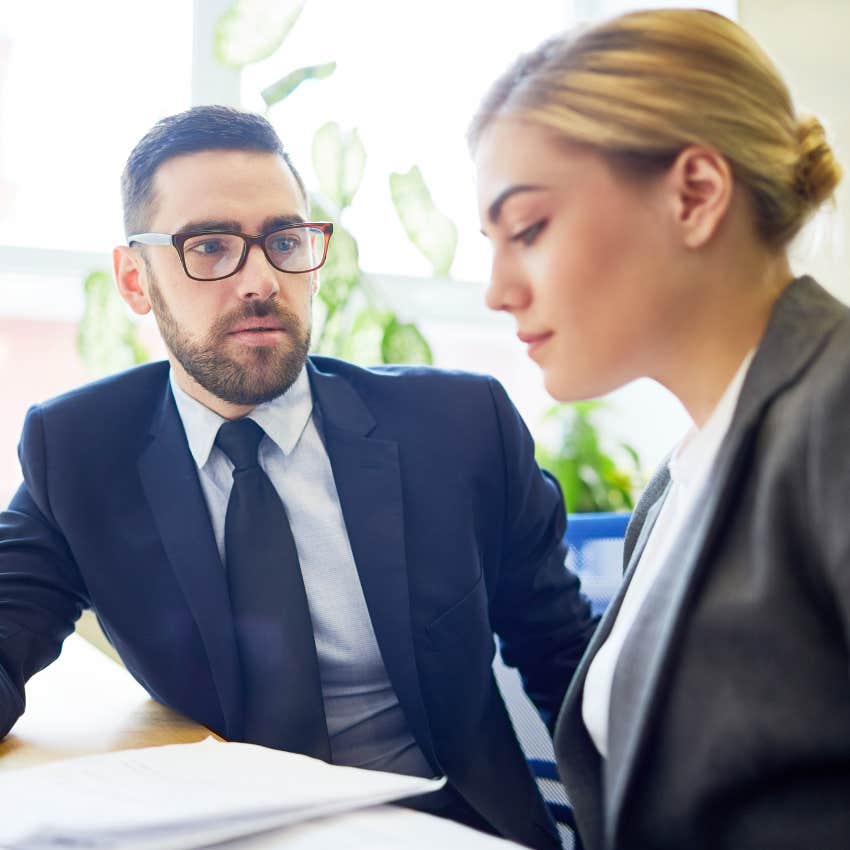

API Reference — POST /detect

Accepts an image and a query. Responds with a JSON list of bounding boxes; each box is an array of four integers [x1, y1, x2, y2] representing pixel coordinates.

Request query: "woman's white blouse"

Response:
[[581, 351, 755, 758]]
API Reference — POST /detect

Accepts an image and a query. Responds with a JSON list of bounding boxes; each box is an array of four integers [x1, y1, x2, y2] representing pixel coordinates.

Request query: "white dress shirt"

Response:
[[582, 351, 755, 758], [170, 368, 432, 775]]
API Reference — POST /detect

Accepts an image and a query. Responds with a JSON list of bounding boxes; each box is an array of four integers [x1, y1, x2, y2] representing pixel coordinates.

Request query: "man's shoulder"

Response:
[[17, 362, 170, 471], [307, 357, 523, 435], [308, 355, 496, 393], [32, 361, 170, 420]]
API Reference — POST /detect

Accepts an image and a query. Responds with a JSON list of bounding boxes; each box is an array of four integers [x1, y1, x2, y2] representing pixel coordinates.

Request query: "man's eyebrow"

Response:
[[261, 214, 306, 232], [174, 214, 306, 235], [176, 219, 242, 234], [486, 185, 545, 226]]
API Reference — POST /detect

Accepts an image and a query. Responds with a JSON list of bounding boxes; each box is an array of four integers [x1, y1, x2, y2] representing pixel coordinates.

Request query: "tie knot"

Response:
[[216, 418, 266, 472]]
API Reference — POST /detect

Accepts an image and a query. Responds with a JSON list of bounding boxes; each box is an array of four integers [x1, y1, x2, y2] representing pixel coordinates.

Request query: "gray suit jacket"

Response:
[[554, 276, 850, 850]]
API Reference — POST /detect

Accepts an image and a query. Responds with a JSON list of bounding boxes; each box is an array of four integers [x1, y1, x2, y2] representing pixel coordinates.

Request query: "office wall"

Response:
[[740, 0, 850, 299]]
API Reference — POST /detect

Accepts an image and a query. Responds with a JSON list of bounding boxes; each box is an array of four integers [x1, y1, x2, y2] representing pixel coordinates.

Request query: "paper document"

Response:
[[0, 736, 445, 850], [206, 805, 527, 850]]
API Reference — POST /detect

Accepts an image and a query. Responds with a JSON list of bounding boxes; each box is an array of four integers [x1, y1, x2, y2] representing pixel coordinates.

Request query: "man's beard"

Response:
[[148, 276, 311, 406]]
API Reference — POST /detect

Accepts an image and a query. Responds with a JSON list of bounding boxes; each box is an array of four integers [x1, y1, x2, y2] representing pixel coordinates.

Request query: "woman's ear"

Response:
[[113, 246, 152, 315], [666, 145, 733, 249]]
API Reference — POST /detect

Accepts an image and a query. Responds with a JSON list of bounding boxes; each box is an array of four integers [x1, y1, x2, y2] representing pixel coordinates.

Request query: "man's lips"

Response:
[[226, 318, 288, 347], [228, 319, 286, 334]]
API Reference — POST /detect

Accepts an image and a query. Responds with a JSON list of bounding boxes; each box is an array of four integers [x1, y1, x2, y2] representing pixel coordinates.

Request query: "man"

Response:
[[0, 106, 595, 849]]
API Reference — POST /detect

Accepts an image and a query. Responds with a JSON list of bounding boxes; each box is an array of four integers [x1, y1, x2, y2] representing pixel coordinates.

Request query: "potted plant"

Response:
[[535, 400, 641, 613]]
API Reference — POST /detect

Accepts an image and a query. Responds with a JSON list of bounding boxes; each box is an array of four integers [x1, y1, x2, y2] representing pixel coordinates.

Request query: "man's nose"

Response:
[[234, 243, 281, 300]]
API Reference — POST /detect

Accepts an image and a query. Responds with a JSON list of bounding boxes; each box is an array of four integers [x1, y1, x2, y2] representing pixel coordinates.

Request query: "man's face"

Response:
[[130, 150, 315, 413]]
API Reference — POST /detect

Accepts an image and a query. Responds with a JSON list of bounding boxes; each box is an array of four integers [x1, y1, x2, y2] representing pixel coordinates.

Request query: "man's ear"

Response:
[[666, 145, 733, 249], [113, 246, 152, 315]]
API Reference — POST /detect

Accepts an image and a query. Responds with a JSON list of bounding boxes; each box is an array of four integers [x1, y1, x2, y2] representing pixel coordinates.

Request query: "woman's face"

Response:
[[475, 118, 679, 402]]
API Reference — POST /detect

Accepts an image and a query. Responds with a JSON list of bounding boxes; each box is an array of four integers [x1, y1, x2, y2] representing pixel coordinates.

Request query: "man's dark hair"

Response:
[[120, 105, 308, 236]]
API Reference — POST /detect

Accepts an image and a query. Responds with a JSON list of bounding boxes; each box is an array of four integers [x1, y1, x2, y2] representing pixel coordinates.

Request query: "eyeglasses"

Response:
[[128, 222, 333, 281]]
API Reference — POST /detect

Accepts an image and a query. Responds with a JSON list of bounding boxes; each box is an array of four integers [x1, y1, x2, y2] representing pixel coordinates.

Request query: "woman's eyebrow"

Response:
[[487, 185, 545, 225]]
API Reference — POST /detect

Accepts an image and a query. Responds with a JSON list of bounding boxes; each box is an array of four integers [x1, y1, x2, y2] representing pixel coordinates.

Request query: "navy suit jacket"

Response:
[[0, 355, 596, 850]]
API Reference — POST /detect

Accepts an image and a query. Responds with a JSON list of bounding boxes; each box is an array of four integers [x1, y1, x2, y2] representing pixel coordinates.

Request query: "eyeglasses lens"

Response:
[[264, 226, 325, 273], [182, 233, 245, 280]]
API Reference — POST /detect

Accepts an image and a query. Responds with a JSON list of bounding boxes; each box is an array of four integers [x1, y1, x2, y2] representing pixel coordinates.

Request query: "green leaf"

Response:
[[77, 271, 149, 376], [311, 211, 360, 312], [380, 317, 433, 365], [389, 166, 457, 277], [535, 400, 641, 512], [621, 442, 641, 467], [311, 122, 366, 210], [214, 0, 306, 69], [339, 307, 390, 364], [261, 61, 336, 108]]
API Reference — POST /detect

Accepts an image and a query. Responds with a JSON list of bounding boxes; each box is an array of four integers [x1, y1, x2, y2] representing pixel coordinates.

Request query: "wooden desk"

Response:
[[0, 633, 213, 771]]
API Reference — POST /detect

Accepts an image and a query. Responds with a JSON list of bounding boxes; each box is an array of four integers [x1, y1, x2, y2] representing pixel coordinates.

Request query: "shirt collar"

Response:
[[170, 366, 314, 469], [669, 349, 755, 488]]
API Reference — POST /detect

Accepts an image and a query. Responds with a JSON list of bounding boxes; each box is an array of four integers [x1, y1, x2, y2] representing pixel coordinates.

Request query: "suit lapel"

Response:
[[308, 362, 437, 767], [137, 383, 242, 738], [604, 439, 749, 837], [555, 474, 670, 850], [604, 276, 847, 845], [622, 462, 672, 570]]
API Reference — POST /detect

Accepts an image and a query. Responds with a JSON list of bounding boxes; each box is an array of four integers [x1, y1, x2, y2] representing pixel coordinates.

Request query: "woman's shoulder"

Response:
[[752, 277, 850, 418]]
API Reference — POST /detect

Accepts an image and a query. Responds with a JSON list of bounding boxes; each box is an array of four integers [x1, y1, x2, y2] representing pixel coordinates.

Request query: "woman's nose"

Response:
[[484, 253, 530, 314]]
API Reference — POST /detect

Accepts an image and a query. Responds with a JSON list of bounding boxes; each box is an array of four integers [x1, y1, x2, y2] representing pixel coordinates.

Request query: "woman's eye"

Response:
[[510, 220, 546, 246]]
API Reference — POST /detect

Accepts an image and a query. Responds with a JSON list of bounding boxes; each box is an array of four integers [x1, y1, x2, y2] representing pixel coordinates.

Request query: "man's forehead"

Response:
[[155, 146, 288, 172], [149, 149, 308, 226]]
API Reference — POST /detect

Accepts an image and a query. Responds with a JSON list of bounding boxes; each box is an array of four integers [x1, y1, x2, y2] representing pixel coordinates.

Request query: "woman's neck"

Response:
[[654, 249, 794, 428]]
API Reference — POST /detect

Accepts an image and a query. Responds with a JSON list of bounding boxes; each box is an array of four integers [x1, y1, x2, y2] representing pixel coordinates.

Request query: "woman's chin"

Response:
[[543, 370, 579, 403], [543, 368, 619, 404]]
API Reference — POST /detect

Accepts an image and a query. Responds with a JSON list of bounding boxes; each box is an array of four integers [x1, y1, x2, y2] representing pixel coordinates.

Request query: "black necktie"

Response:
[[216, 418, 330, 759]]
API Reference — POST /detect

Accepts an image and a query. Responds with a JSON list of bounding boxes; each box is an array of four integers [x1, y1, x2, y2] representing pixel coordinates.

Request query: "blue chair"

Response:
[[563, 512, 630, 616], [493, 511, 630, 850]]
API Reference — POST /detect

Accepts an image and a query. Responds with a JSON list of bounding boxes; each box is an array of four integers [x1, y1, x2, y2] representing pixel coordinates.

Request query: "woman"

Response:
[[469, 9, 847, 850]]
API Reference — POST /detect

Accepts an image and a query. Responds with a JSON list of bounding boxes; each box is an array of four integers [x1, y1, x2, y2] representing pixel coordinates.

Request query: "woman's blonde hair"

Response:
[[468, 9, 841, 246]]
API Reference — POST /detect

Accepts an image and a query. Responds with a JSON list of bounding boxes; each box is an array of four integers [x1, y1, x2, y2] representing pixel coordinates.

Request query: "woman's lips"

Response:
[[518, 330, 553, 357]]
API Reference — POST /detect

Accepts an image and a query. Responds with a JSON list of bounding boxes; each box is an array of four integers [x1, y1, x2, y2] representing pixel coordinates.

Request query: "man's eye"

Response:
[[187, 239, 227, 256], [270, 236, 299, 253], [510, 220, 546, 246]]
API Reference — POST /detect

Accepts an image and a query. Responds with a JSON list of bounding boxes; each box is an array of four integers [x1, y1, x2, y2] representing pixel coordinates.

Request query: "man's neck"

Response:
[[168, 357, 255, 420]]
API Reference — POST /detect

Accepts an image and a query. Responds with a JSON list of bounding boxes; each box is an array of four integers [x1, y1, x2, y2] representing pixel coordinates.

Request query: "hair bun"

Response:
[[794, 116, 842, 208]]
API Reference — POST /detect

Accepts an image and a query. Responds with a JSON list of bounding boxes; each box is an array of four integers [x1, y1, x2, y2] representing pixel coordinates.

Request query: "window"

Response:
[[0, 2, 193, 253], [0, 2, 193, 503]]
